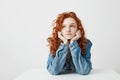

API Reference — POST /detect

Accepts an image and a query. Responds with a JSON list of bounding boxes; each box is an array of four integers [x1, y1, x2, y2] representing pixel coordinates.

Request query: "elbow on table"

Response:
[[49, 71, 60, 75], [77, 68, 92, 75], [47, 68, 60, 75]]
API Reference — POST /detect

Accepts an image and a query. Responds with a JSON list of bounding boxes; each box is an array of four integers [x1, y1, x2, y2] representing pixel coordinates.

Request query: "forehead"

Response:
[[63, 17, 77, 24]]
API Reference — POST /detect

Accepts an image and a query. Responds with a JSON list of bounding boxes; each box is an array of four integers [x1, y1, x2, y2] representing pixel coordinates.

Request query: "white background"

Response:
[[0, 0, 120, 80]]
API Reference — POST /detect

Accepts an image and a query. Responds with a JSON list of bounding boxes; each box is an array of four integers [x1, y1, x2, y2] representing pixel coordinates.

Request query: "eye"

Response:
[[70, 25, 75, 28], [62, 25, 65, 28]]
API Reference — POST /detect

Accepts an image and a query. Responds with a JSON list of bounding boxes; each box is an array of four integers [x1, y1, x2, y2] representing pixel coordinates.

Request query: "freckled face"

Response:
[[61, 18, 78, 39]]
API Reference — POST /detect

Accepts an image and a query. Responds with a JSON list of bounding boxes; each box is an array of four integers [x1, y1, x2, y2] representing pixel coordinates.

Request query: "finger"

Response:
[[58, 32, 61, 36], [77, 30, 81, 37], [58, 32, 64, 40], [77, 30, 80, 34], [58, 32, 60, 34], [76, 30, 79, 35], [58, 32, 61, 38]]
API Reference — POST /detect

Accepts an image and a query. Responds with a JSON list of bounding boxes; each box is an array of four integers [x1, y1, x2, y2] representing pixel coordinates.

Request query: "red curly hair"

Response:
[[47, 11, 87, 56]]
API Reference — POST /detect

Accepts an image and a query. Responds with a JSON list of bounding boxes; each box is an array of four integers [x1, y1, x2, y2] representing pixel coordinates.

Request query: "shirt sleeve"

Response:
[[47, 43, 69, 75], [69, 40, 92, 75]]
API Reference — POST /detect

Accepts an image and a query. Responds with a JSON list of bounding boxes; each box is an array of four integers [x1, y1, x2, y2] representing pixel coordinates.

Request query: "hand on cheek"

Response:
[[58, 32, 68, 44], [70, 30, 81, 44]]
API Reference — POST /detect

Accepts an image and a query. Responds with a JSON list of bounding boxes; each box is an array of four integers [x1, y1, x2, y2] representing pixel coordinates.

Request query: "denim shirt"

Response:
[[47, 39, 92, 75]]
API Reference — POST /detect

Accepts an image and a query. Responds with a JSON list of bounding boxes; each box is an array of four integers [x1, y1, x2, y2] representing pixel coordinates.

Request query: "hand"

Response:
[[70, 30, 81, 44], [58, 32, 68, 44]]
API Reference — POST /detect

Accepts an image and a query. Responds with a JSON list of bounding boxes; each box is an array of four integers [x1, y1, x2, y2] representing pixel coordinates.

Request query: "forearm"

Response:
[[70, 41, 92, 75], [47, 43, 69, 75]]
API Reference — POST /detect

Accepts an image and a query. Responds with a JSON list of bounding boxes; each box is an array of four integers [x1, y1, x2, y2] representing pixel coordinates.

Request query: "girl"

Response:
[[47, 11, 92, 75]]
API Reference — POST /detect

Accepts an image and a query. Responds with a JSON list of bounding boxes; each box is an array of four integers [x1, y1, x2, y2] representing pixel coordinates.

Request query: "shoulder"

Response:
[[86, 39, 92, 48]]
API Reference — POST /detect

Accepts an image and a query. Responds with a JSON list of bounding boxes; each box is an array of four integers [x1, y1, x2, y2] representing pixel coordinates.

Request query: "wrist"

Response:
[[70, 40, 74, 44], [63, 40, 68, 44]]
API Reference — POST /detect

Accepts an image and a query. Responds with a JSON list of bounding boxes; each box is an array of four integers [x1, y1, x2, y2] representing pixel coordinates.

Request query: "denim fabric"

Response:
[[47, 39, 92, 75]]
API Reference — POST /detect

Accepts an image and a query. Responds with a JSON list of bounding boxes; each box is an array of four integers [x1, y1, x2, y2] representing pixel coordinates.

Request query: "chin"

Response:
[[65, 37, 72, 40], [64, 35, 74, 40]]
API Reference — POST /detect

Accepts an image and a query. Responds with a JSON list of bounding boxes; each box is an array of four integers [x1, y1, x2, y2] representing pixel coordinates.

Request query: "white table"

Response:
[[14, 68, 120, 80]]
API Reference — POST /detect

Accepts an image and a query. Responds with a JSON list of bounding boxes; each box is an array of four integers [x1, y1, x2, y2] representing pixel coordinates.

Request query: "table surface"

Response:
[[14, 68, 120, 80]]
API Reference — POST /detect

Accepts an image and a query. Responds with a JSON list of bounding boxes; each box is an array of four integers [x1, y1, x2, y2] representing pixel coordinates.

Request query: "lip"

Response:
[[65, 34, 72, 35]]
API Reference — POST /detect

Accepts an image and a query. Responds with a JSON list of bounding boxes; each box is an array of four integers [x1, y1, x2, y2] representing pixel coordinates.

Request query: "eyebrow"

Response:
[[63, 23, 76, 25], [70, 23, 76, 25]]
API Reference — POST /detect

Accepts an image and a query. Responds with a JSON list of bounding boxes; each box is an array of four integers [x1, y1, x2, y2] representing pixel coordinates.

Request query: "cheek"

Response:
[[72, 30, 77, 35], [72, 32, 76, 37]]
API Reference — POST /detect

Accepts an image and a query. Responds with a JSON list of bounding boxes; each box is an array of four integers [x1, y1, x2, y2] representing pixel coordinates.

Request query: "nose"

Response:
[[66, 26, 71, 32]]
